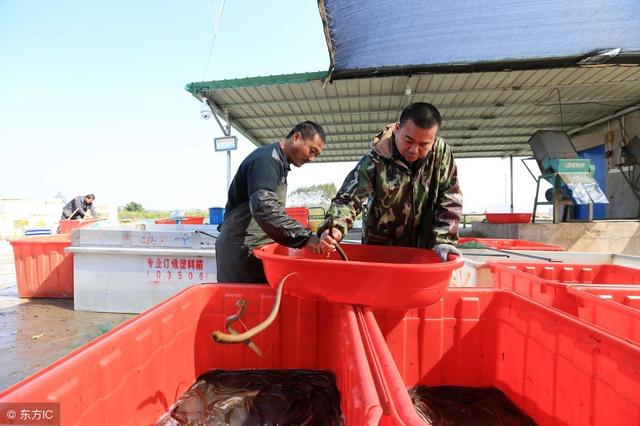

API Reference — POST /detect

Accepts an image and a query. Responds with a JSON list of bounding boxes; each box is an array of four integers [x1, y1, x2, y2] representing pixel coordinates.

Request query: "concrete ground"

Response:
[[0, 241, 135, 391]]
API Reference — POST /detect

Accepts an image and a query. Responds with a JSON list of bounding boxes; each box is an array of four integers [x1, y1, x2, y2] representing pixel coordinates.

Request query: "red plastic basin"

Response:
[[359, 288, 640, 425], [9, 235, 73, 298], [154, 216, 205, 225], [285, 207, 310, 228], [568, 285, 640, 345], [253, 243, 463, 309], [0, 284, 383, 425], [485, 212, 532, 223], [488, 261, 640, 314], [58, 218, 104, 234], [458, 237, 564, 251]]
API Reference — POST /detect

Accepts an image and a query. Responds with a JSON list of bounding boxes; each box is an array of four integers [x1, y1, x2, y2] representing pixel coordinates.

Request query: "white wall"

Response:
[[571, 109, 640, 218]]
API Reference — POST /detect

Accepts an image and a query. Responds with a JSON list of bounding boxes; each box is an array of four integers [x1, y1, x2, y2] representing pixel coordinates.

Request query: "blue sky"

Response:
[[0, 0, 543, 213]]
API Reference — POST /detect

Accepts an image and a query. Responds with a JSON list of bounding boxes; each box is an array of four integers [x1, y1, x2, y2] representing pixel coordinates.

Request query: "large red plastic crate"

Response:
[[488, 261, 640, 313], [458, 237, 564, 251], [0, 284, 382, 426], [9, 235, 74, 298], [359, 288, 640, 425], [568, 285, 640, 345]]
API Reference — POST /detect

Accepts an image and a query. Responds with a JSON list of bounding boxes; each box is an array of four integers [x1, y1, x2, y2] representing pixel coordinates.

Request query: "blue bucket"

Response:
[[208, 207, 224, 225]]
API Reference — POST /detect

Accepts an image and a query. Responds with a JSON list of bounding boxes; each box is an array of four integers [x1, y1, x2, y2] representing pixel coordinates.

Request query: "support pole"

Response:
[[226, 150, 232, 190], [205, 96, 234, 192], [510, 155, 514, 213]]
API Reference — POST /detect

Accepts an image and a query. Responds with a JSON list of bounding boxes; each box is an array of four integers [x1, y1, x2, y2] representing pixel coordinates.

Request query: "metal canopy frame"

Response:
[[186, 65, 640, 163]]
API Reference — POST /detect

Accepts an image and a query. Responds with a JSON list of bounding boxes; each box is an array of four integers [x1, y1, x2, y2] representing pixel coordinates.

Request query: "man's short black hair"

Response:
[[399, 102, 442, 129], [286, 121, 326, 143], [85, 194, 95, 199]]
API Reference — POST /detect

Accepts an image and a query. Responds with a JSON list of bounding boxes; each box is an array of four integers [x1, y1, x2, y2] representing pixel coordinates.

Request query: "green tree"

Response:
[[288, 183, 338, 209], [123, 201, 145, 212]]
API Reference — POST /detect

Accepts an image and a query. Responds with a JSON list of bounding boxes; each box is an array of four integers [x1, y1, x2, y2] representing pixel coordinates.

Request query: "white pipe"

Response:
[[510, 155, 514, 213]]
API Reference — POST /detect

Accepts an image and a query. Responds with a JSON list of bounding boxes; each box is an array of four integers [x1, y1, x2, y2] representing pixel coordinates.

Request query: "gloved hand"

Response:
[[432, 244, 462, 262]]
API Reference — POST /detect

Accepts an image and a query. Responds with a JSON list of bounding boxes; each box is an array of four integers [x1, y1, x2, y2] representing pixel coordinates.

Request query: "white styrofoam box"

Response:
[[68, 246, 216, 313], [72, 228, 218, 249]]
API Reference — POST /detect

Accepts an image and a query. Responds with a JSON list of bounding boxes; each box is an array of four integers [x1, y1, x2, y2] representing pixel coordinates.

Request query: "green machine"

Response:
[[527, 131, 608, 223]]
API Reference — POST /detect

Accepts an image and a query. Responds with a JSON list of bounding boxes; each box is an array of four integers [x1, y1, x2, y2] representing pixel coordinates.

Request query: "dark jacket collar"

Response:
[[273, 142, 290, 171]]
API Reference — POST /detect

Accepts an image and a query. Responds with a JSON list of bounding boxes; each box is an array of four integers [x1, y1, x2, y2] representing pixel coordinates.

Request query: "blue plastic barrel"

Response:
[[208, 207, 224, 225]]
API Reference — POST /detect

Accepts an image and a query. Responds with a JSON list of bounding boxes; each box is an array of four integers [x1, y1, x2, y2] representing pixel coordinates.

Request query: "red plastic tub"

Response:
[[0, 284, 382, 425], [254, 243, 463, 309], [485, 212, 532, 223], [154, 216, 205, 225], [58, 218, 104, 234], [154, 218, 173, 224], [458, 237, 564, 251], [285, 206, 310, 228], [9, 235, 74, 298], [567, 285, 640, 345], [488, 261, 640, 313], [359, 288, 640, 425]]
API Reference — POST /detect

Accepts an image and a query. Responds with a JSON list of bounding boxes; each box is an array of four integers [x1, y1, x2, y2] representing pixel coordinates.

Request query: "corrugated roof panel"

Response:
[[187, 66, 640, 160]]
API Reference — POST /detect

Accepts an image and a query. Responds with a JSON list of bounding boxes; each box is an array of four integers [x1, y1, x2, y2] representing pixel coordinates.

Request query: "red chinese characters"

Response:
[[146, 257, 205, 271]]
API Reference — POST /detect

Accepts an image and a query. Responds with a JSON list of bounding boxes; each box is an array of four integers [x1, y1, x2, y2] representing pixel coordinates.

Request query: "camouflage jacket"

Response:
[[320, 124, 462, 248]]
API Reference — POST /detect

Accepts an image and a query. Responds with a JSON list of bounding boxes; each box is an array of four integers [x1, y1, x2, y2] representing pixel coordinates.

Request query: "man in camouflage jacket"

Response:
[[318, 102, 463, 261]]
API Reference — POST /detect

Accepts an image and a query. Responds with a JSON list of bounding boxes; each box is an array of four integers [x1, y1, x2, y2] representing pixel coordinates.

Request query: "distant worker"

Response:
[[318, 102, 463, 261], [216, 121, 326, 283], [61, 194, 97, 220]]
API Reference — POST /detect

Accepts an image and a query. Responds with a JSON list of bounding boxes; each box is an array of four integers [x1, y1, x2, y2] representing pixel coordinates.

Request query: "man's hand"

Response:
[[432, 243, 462, 262], [319, 228, 343, 254], [304, 235, 323, 254]]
